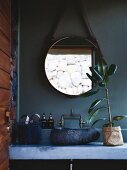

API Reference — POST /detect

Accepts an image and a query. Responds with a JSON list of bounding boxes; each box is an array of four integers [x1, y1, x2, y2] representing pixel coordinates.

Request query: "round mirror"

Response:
[[45, 37, 96, 96]]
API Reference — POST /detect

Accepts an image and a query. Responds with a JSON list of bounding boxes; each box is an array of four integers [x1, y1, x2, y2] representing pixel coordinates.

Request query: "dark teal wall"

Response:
[[19, 0, 127, 139]]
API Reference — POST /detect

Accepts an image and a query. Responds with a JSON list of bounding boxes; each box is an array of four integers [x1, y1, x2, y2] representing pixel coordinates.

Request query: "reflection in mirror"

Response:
[[45, 37, 94, 96]]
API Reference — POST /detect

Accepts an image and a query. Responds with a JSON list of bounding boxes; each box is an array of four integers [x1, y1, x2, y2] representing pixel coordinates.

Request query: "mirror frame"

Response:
[[44, 36, 100, 96]]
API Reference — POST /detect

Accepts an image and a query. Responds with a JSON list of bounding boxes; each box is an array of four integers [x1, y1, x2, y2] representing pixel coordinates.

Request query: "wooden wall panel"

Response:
[[0, 31, 10, 56], [0, 0, 10, 23], [0, 125, 9, 161], [0, 89, 10, 107], [0, 12, 10, 38], [0, 108, 6, 125], [0, 70, 10, 89], [0, 125, 10, 170], [0, 133, 9, 170], [0, 50, 10, 73], [0, 160, 9, 170], [0, 140, 8, 165], [0, 125, 8, 140], [0, 0, 11, 169]]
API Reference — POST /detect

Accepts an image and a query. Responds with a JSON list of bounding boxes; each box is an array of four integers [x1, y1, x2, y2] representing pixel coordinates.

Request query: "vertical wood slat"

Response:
[[0, 11, 10, 38], [0, 89, 10, 108], [0, 0, 10, 24], [0, 31, 10, 56], [0, 0, 11, 169], [0, 69, 10, 89], [0, 138, 9, 165], [0, 125, 9, 165], [0, 160, 9, 170], [0, 50, 10, 73], [0, 108, 7, 125]]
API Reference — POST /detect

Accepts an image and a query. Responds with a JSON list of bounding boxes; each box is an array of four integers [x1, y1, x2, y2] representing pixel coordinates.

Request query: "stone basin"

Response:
[[50, 127, 100, 145]]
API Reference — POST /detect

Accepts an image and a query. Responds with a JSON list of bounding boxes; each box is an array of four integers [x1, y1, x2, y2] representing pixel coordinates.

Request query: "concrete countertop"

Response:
[[9, 142, 127, 160]]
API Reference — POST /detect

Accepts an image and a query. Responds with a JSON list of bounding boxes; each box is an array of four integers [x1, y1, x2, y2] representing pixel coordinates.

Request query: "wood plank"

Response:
[[0, 89, 10, 107], [0, 108, 6, 125], [0, 137, 8, 153], [0, 159, 9, 170], [0, 124, 10, 142], [0, 50, 10, 73], [0, 1, 11, 170], [0, 126, 9, 166], [0, 11, 10, 38], [0, 108, 13, 126], [0, 69, 10, 89], [0, 137, 8, 147], [0, 141, 8, 165], [0, 124, 8, 137], [0, 31, 10, 56], [0, 0, 10, 24]]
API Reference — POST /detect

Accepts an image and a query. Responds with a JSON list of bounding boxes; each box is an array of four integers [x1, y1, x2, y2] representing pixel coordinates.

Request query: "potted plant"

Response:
[[84, 57, 127, 146]]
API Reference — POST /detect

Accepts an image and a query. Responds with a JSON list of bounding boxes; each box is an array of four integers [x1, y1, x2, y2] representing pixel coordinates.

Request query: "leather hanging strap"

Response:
[[41, 0, 68, 65], [44, 0, 68, 46], [74, 0, 96, 41], [43, 0, 103, 57], [73, 0, 103, 56]]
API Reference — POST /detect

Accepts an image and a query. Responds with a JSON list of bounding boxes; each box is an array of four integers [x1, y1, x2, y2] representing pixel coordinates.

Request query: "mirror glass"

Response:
[[45, 37, 95, 96]]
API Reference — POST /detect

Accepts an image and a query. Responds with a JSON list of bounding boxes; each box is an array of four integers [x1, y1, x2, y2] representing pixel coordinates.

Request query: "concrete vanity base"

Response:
[[9, 142, 127, 160]]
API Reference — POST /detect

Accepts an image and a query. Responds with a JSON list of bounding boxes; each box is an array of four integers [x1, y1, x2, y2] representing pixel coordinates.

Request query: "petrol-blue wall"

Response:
[[19, 0, 127, 140]]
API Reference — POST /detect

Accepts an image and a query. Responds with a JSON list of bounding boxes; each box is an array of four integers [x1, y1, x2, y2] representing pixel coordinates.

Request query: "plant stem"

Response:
[[105, 85, 112, 127]]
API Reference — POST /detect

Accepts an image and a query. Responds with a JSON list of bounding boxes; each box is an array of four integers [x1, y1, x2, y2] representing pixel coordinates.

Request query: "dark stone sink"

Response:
[[50, 127, 100, 145]]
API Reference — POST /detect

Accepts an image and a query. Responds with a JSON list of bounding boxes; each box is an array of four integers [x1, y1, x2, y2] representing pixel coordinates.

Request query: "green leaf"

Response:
[[80, 88, 99, 98], [91, 118, 107, 127], [107, 64, 117, 76], [112, 115, 127, 121], [86, 73, 97, 84], [94, 65, 100, 73], [102, 74, 109, 85], [88, 99, 102, 114], [97, 57, 108, 76], [89, 108, 101, 123], [89, 67, 103, 81], [98, 74, 109, 87], [89, 107, 107, 122], [103, 65, 108, 76]]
